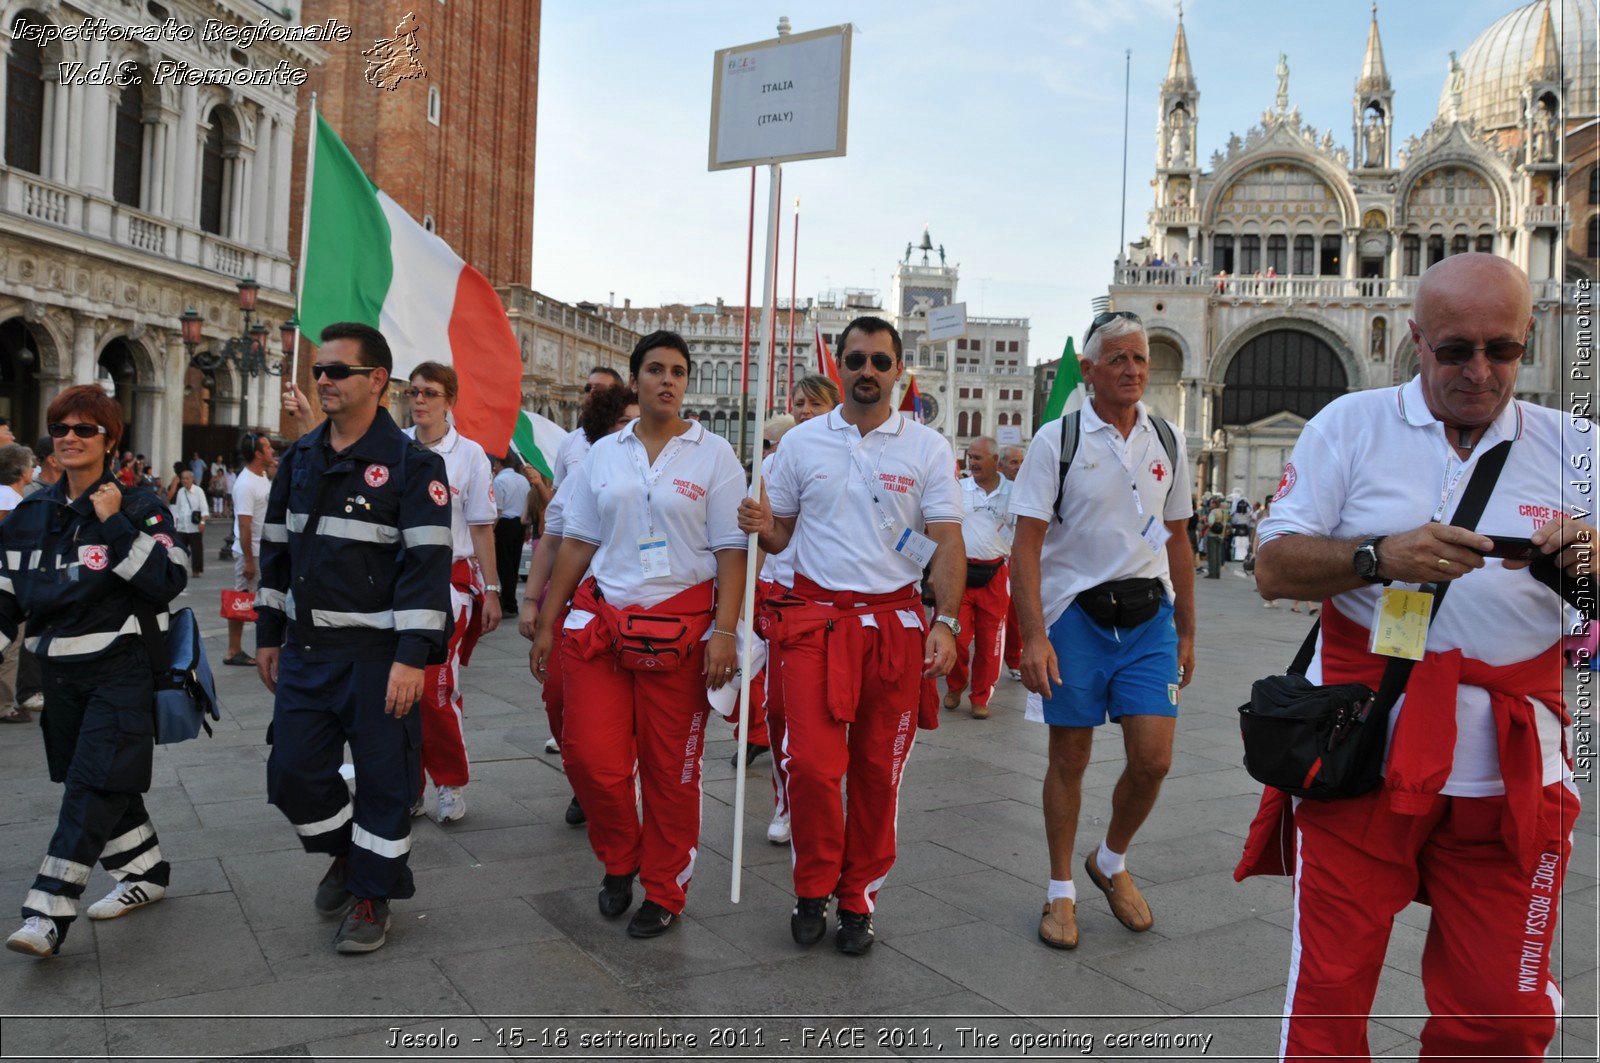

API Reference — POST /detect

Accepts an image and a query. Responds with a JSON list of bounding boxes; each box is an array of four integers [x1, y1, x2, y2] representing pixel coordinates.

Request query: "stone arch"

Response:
[[1210, 313, 1363, 390], [1395, 158, 1511, 229], [1202, 153, 1360, 232], [1214, 327, 1350, 430], [1142, 324, 1190, 425]]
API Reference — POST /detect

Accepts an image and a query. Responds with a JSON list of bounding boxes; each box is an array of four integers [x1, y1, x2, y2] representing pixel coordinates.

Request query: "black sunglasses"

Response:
[[1083, 310, 1141, 348], [48, 422, 108, 439], [842, 351, 895, 373], [312, 362, 379, 381], [1413, 324, 1526, 367]]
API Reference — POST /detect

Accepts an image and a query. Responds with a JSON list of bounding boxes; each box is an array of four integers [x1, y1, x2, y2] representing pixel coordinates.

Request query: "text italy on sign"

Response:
[[708, 24, 852, 171]]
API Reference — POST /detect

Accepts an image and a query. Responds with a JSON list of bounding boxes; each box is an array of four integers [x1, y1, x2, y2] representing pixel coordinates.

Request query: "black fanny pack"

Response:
[[1236, 440, 1509, 801], [1078, 577, 1165, 628], [966, 558, 1005, 589]]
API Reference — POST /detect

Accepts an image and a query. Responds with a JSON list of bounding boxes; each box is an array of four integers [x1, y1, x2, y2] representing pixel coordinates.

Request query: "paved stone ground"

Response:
[[0, 528, 1594, 1062]]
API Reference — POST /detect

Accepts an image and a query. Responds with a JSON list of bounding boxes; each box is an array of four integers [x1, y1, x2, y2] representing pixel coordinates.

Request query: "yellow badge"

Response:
[[1369, 587, 1434, 660]]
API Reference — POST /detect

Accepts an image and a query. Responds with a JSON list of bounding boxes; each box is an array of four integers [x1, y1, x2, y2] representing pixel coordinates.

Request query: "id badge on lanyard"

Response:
[[630, 436, 687, 580]]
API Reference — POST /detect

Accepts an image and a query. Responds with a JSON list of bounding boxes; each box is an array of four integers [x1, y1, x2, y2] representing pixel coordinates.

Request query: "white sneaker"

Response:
[[435, 786, 466, 823], [766, 813, 791, 845], [1008, 668, 1023, 682], [5, 916, 59, 957], [86, 880, 166, 920], [21, 694, 44, 712], [544, 737, 560, 754]]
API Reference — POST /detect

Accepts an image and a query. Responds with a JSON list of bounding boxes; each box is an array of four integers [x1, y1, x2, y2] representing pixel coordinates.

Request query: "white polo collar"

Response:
[[1079, 399, 1151, 436], [618, 418, 706, 446], [826, 408, 907, 439], [1396, 374, 1524, 443]]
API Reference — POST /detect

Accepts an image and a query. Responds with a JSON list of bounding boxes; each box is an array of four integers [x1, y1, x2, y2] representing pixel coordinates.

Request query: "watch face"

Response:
[[1355, 544, 1378, 579]]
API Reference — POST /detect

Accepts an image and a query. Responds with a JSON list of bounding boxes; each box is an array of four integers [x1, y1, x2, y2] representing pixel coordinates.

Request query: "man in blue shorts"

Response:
[[1010, 311, 1196, 951]]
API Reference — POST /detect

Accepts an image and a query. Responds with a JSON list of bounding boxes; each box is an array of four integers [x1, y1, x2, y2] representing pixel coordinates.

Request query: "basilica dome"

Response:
[[1437, 0, 1597, 129]]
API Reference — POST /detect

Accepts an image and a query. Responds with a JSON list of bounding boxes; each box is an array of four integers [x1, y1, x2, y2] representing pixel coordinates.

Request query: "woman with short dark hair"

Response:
[[1, 385, 187, 958]]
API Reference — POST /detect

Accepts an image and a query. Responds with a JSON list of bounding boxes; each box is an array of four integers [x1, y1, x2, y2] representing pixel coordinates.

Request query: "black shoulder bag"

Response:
[[1237, 441, 1510, 801]]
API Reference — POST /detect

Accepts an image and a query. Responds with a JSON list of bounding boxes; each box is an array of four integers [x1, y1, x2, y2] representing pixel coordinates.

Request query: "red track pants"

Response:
[[1003, 595, 1021, 670], [947, 561, 1010, 707], [1281, 780, 1580, 1062], [559, 631, 710, 914], [419, 576, 479, 788], [781, 618, 921, 914]]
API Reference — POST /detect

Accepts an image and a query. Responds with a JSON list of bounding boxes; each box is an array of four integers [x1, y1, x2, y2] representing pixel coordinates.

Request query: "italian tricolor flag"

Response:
[[509, 409, 569, 482], [297, 114, 522, 454]]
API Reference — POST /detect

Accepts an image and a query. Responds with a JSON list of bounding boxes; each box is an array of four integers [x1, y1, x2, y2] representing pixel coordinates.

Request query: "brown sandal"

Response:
[[0, 708, 30, 724]]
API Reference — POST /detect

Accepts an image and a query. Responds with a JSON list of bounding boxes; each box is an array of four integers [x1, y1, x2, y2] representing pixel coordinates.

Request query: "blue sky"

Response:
[[531, 0, 1522, 364]]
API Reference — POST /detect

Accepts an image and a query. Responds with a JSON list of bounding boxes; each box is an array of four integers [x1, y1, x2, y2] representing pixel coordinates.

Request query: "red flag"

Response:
[[814, 323, 843, 389], [898, 375, 925, 423]]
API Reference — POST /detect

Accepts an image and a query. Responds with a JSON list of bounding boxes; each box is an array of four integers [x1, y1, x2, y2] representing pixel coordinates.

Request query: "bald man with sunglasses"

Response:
[[1243, 254, 1595, 1059]]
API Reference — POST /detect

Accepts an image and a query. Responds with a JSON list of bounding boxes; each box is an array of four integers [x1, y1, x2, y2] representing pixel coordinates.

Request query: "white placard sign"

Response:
[[997, 426, 1023, 446], [709, 24, 852, 171], [926, 302, 968, 342]]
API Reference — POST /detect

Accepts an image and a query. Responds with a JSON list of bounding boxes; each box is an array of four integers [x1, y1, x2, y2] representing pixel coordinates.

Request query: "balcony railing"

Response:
[[1113, 266, 1569, 305], [2, 165, 289, 289], [1526, 204, 1564, 225], [1152, 204, 1198, 226]]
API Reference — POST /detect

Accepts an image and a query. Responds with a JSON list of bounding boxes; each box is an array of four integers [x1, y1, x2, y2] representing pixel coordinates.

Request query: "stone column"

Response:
[[1341, 229, 1359, 281], [72, 315, 99, 385], [79, 40, 110, 196], [174, 86, 198, 225], [248, 129, 269, 247], [163, 333, 187, 469], [65, 62, 85, 187], [49, 74, 69, 181], [272, 114, 292, 253], [0, 29, 9, 166], [151, 121, 169, 215]]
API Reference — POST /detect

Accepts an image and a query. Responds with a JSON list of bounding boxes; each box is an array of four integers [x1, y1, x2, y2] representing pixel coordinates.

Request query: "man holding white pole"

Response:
[[738, 315, 964, 956]]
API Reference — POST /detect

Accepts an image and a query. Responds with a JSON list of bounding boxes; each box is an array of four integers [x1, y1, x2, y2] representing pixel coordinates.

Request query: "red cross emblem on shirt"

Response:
[[1148, 460, 1168, 483]]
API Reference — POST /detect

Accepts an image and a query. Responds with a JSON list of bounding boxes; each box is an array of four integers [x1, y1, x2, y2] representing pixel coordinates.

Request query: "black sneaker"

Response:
[[565, 795, 586, 826], [791, 896, 829, 946], [626, 900, 676, 938], [731, 743, 769, 769], [835, 908, 875, 956], [314, 856, 352, 916], [598, 871, 635, 918], [333, 897, 390, 953]]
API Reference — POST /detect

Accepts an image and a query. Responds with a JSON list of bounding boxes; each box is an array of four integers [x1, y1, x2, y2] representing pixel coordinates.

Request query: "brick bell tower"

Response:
[[289, 0, 541, 290]]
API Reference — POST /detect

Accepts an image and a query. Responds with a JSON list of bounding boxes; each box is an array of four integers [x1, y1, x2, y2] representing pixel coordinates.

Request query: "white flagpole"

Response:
[[732, 160, 781, 904], [287, 92, 318, 390]]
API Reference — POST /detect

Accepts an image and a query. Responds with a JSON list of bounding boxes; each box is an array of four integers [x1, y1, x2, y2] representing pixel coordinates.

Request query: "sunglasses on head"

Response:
[[311, 362, 379, 381], [842, 351, 895, 373], [1414, 324, 1526, 367], [1083, 310, 1141, 347], [762, 437, 777, 450], [48, 422, 107, 439]]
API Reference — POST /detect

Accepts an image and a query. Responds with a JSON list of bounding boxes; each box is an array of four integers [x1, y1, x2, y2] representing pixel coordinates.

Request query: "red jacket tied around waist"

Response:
[[765, 574, 940, 730], [1237, 599, 1568, 880], [566, 577, 716, 664]]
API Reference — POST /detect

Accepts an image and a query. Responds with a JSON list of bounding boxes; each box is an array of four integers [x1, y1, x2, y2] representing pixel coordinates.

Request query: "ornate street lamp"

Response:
[[179, 277, 285, 429]]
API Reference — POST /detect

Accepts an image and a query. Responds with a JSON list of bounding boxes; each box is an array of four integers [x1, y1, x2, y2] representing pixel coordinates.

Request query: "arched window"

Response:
[[5, 18, 46, 174], [971, 411, 982, 436], [1266, 235, 1287, 274], [1292, 235, 1315, 275], [1450, 234, 1469, 256], [1475, 234, 1493, 254], [957, 411, 969, 436], [1239, 235, 1261, 274], [1589, 215, 1600, 260], [1218, 329, 1349, 426], [199, 112, 226, 235], [1212, 234, 1234, 274], [1427, 234, 1445, 266], [1402, 235, 1421, 275], [714, 361, 729, 395], [1590, 167, 1599, 204], [112, 83, 144, 208]]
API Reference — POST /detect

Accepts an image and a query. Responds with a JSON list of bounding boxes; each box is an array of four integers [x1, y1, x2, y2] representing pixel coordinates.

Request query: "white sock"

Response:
[[1046, 878, 1076, 903], [1096, 841, 1127, 878]]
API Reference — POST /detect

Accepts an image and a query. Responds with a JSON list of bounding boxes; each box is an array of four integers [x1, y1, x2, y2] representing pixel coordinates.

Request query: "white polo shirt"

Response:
[[543, 476, 570, 538], [1012, 401, 1191, 629], [563, 418, 747, 609], [406, 424, 497, 562], [757, 453, 796, 588], [961, 476, 1015, 561], [552, 429, 589, 488], [492, 465, 529, 521], [1258, 375, 1587, 795], [766, 409, 964, 595]]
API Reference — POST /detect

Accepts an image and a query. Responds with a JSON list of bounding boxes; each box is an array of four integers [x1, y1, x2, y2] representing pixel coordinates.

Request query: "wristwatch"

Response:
[[484, 583, 501, 593], [1353, 536, 1386, 583], [933, 614, 961, 637]]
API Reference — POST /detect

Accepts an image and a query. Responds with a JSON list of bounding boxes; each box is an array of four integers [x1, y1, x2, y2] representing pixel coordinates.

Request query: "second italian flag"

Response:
[[297, 113, 522, 454]]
